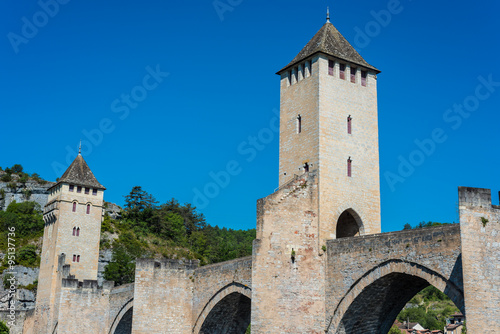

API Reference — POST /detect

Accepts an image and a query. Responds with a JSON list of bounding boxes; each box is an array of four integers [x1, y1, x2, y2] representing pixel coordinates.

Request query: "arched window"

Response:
[[72, 202, 77, 212], [77, 255, 80, 263], [297, 114, 302, 134], [86, 204, 90, 214], [73, 254, 76, 262], [73, 227, 76, 236], [76, 227, 80, 237], [347, 157, 352, 177], [347, 115, 352, 134]]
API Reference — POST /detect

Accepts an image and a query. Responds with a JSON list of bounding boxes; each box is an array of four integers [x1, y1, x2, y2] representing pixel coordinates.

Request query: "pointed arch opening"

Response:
[[336, 209, 363, 238], [328, 266, 464, 334], [199, 292, 251, 334]]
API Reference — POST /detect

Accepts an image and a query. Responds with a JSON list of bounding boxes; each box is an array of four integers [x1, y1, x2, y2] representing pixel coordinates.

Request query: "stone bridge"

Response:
[[41, 186, 498, 334]]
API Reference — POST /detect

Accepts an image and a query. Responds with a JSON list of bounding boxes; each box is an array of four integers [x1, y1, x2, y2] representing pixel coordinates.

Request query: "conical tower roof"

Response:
[[55, 154, 106, 190], [277, 21, 379, 74]]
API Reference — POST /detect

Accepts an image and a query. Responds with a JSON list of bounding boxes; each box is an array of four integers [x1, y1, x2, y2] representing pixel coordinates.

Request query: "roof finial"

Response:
[[326, 6, 330, 23], [78, 140, 82, 155]]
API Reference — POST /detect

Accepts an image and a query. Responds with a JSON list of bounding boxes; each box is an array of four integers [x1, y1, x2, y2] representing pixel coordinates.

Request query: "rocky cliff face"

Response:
[[0, 175, 54, 212]]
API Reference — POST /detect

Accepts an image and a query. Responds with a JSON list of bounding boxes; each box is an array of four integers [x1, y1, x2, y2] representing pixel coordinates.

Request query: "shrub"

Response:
[[18, 173, 29, 184], [11, 165, 23, 174], [0, 174, 11, 182], [7, 183, 16, 191], [17, 245, 40, 267], [0, 320, 9, 333], [22, 189, 32, 200], [3, 274, 15, 290]]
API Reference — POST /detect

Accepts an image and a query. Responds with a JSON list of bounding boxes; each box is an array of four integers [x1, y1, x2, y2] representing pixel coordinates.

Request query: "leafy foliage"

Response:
[[0, 320, 9, 334], [403, 221, 451, 230], [397, 286, 460, 330], [388, 325, 403, 334], [103, 186, 255, 286], [17, 244, 40, 267], [0, 201, 44, 238]]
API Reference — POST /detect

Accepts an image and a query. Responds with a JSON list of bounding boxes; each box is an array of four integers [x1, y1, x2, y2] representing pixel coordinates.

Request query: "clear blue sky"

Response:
[[1, 0, 499, 232]]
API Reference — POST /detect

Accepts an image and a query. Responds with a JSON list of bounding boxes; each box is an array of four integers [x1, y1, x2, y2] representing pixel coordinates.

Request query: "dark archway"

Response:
[[336, 209, 362, 238], [114, 307, 133, 334], [331, 272, 464, 334], [199, 292, 251, 334]]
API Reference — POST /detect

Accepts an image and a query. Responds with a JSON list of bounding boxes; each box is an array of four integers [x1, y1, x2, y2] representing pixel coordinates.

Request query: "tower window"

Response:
[[92, 189, 97, 196], [77, 255, 80, 263], [347, 158, 352, 177], [72, 202, 77, 212], [76, 227, 80, 237], [73, 254, 76, 262], [304, 162, 309, 172], [77, 186, 82, 193], [296, 114, 302, 134], [347, 116, 352, 134], [305, 60, 310, 77], [351, 67, 357, 83], [294, 67, 298, 83], [69, 185, 74, 192], [73, 227, 76, 236], [361, 71, 367, 86], [86, 204, 90, 215], [85, 187, 89, 194], [328, 60, 334, 76], [339, 64, 346, 80], [287, 71, 292, 86]]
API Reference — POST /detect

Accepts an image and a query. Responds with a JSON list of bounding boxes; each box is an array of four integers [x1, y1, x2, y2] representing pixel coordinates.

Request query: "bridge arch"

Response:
[[326, 260, 464, 334], [193, 282, 251, 334], [335, 208, 364, 238], [109, 298, 133, 334]]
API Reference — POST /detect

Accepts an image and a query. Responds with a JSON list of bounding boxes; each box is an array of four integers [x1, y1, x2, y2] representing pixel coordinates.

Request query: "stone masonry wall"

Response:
[[57, 279, 113, 334], [132, 259, 197, 334], [252, 172, 325, 333], [459, 187, 500, 333]]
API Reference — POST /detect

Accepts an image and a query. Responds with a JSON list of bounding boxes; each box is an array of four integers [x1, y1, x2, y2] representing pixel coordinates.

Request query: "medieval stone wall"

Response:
[[252, 172, 326, 333], [459, 187, 500, 333], [131, 259, 197, 334]]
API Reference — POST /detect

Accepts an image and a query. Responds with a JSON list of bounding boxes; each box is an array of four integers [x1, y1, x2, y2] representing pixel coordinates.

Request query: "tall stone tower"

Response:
[[252, 15, 382, 333], [32, 152, 105, 333], [276, 16, 381, 240]]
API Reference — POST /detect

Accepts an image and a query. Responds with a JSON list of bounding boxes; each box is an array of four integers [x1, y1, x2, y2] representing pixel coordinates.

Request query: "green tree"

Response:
[[17, 244, 39, 267], [388, 325, 402, 334], [0, 201, 44, 237], [403, 223, 412, 230], [11, 164, 23, 174], [103, 244, 136, 286], [124, 186, 158, 224], [0, 320, 9, 333]]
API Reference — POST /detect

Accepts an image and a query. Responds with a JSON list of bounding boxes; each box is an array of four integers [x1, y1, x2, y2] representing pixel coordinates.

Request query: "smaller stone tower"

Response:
[[33, 152, 105, 333]]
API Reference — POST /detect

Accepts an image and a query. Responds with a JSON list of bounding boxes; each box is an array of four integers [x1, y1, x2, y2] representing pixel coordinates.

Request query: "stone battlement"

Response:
[[458, 186, 500, 209], [135, 258, 199, 271], [61, 278, 113, 291]]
